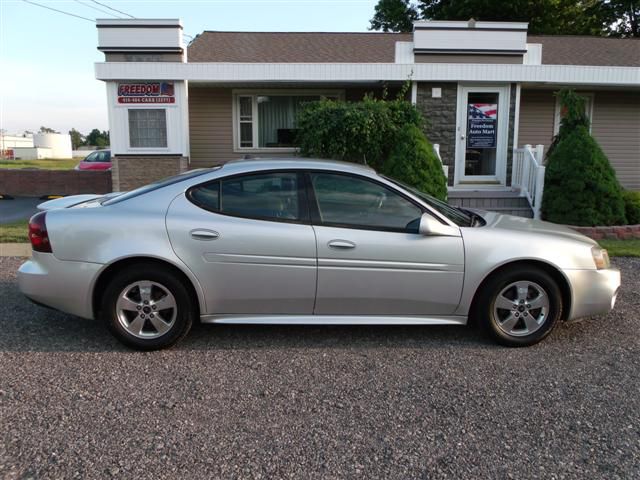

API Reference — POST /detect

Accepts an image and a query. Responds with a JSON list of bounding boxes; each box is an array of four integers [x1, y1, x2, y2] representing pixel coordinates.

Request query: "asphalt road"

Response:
[[1, 256, 638, 479], [0, 197, 40, 224]]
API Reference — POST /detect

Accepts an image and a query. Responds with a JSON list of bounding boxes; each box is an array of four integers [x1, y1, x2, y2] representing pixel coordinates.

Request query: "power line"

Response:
[[74, 0, 121, 18], [90, 0, 135, 19], [22, 0, 95, 22]]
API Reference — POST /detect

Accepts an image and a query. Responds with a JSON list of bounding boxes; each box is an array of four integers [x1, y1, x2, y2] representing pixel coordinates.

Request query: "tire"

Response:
[[474, 266, 563, 347], [100, 264, 194, 350]]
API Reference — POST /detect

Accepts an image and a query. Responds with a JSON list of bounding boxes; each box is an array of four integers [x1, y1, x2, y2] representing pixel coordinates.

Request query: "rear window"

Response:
[[103, 168, 218, 206]]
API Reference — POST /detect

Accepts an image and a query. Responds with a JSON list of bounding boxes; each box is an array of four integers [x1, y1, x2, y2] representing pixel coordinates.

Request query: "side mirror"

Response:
[[419, 213, 460, 237]]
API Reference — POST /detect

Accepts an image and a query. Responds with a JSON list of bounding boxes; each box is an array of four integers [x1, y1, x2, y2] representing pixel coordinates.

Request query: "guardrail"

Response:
[[512, 144, 545, 219]]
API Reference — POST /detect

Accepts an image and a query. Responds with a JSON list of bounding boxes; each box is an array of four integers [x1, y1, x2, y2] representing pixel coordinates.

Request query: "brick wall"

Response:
[[571, 225, 640, 240], [112, 156, 188, 191], [0, 170, 112, 197]]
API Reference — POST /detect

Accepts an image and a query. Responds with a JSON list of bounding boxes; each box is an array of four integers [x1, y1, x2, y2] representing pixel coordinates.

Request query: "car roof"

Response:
[[222, 157, 376, 175]]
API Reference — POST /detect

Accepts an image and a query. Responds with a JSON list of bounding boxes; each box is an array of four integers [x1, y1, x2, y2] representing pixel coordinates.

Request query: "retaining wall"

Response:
[[0, 170, 112, 197], [571, 225, 640, 240]]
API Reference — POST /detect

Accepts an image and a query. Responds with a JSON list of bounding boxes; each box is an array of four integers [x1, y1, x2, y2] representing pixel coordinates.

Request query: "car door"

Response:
[[166, 170, 317, 315], [308, 171, 465, 316]]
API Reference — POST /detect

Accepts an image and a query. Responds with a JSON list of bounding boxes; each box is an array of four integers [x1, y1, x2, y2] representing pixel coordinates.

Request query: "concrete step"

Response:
[[447, 190, 533, 218]]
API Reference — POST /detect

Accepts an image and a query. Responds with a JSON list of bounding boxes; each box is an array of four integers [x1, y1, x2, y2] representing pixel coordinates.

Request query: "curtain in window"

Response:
[[257, 96, 318, 147]]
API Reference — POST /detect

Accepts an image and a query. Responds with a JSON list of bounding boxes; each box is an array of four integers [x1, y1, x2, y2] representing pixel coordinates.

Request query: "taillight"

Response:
[[28, 211, 52, 253]]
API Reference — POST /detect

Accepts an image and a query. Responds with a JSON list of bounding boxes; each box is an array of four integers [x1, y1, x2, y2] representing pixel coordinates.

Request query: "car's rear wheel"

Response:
[[101, 264, 194, 350], [475, 266, 563, 347]]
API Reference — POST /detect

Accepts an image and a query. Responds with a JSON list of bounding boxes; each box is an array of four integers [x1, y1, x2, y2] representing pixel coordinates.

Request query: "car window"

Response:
[[189, 172, 303, 222], [96, 151, 111, 162], [84, 152, 98, 162], [190, 182, 220, 211], [382, 176, 472, 227], [222, 172, 301, 220], [310, 172, 423, 232]]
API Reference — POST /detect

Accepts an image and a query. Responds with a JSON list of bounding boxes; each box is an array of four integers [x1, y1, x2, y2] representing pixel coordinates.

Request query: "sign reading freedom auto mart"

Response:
[[117, 82, 175, 104]]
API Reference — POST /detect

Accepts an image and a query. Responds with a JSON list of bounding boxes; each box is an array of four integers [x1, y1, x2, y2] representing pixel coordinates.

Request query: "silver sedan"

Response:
[[18, 159, 620, 350]]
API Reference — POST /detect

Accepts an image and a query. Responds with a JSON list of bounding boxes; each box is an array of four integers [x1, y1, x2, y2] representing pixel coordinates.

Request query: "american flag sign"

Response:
[[468, 103, 497, 119]]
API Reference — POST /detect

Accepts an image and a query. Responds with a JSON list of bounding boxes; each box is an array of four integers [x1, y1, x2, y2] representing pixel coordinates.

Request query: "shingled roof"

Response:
[[187, 31, 640, 67], [528, 35, 640, 67], [187, 31, 411, 63]]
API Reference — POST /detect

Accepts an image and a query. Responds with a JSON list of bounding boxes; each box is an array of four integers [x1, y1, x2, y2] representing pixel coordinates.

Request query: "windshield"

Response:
[[382, 176, 473, 227], [103, 168, 219, 206]]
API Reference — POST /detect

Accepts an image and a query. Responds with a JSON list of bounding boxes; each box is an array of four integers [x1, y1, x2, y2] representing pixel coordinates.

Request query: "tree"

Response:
[[69, 128, 85, 150], [296, 93, 447, 198], [85, 129, 110, 148], [541, 89, 627, 226], [369, 0, 619, 35], [604, 0, 640, 36], [39, 126, 58, 134], [370, 0, 419, 32]]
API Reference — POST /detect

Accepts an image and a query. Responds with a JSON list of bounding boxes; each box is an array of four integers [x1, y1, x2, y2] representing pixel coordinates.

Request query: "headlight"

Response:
[[591, 246, 610, 270]]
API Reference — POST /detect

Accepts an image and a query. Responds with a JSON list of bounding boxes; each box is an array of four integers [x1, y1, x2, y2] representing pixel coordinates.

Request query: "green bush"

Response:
[[623, 190, 640, 224], [296, 94, 422, 170], [541, 89, 627, 226], [296, 92, 447, 199], [385, 125, 448, 201]]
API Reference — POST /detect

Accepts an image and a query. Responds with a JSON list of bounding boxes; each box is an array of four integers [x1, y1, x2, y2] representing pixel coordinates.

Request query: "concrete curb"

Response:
[[0, 244, 31, 257]]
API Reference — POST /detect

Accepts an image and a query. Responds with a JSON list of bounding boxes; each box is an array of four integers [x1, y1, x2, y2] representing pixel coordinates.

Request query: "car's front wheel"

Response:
[[475, 266, 563, 347], [101, 264, 194, 350]]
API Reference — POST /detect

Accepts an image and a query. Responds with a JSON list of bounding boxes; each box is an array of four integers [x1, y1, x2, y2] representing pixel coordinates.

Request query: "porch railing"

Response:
[[512, 144, 546, 219], [433, 143, 449, 179]]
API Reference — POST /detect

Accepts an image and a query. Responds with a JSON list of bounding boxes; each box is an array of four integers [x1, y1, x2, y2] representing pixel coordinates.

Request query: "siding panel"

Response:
[[517, 89, 555, 148], [188, 87, 235, 168], [591, 91, 640, 190]]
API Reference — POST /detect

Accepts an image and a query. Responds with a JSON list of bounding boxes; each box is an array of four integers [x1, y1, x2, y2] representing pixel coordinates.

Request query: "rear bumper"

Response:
[[565, 267, 621, 321], [18, 252, 103, 319]]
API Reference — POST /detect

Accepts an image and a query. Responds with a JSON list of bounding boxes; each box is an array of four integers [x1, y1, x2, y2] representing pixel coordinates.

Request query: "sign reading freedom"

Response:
[[117, 82, 175, 104], [467, 103, 497, 149]]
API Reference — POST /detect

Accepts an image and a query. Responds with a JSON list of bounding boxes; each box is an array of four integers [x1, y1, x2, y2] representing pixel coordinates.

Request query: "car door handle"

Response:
[[328, 240, 356, 249], [190, 229, 220, 241]]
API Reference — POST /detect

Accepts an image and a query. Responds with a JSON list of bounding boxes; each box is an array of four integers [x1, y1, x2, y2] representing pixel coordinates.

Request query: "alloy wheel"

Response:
[[493, 280, 550, 337], [115, 280, 177, 339]]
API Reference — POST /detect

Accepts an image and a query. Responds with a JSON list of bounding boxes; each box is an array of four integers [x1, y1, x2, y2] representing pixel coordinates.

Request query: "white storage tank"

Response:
[[33, 133, 72, 159]]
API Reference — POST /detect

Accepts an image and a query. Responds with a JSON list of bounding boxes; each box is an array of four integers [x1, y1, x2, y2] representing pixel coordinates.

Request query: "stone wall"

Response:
[[0, 170, 112, 197], [571, 225, 640, 241], [416, 82, 457, 186], [506, 83, 517, 186], [416, 82, 518, 186], [112, 156, 188, 191]]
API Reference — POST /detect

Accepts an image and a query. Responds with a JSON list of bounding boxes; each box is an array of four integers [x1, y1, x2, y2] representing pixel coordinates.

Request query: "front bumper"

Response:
[[18, 252, 103, 319], [565, 267, 621, 321]]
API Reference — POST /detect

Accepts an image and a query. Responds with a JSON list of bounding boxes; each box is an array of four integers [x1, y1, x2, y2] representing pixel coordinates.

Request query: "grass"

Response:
[[0, 220, 29, 243], [0, 158, 79, 170], [599, 239, 640, 258]]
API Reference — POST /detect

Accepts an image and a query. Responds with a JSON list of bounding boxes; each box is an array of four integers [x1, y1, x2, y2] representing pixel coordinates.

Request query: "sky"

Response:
[[0, 0, 379, 136]]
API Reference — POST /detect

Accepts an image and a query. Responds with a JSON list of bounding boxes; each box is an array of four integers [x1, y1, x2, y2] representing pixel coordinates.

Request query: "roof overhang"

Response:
[[95, 62, 640, 87]]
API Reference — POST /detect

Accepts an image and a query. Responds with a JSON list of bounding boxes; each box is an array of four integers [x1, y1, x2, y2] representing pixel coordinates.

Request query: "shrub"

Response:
[[541, 89, 627, 226], [296, 92, 446, 199], [384, 125, 448, 201], [296, 94, 422, 170], [623, 190, 640, 224]]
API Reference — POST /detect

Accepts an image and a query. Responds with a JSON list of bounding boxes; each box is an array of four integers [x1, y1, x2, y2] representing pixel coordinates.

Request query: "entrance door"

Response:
[[455, 85, 510, 185]]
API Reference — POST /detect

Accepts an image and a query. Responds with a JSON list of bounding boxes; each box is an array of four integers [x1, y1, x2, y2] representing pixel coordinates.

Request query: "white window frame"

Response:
[[232, 89, 344, 153], [554, 92, 594, 135]]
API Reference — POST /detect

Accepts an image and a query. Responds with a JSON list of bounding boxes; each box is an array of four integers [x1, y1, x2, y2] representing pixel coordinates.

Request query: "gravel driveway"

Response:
[[1, 256, 638, 479]]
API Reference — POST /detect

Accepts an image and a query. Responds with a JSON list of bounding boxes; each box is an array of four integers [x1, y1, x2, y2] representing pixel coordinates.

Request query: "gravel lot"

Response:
[[1, 256, 638, 479]]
